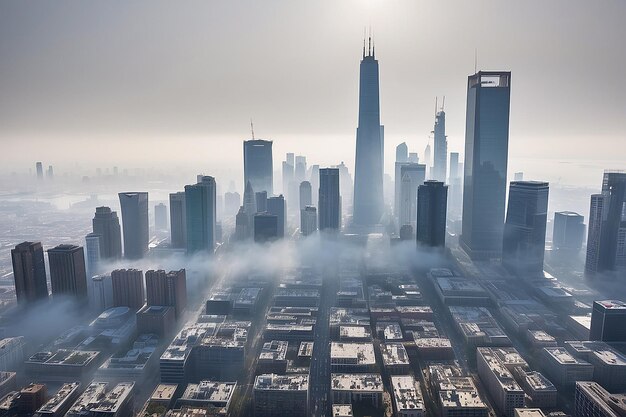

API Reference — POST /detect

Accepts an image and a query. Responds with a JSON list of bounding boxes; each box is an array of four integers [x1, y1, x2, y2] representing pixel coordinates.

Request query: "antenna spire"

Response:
[[474, 48, 478, 74], [435, 97, 438, 118], [442, 95, 446, 111], [363, 28, 366, 58], [250, 118, 255, 140]]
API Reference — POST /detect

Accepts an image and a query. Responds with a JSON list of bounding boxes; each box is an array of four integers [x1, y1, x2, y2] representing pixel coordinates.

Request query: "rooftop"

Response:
[[595, 300, 626, 310], [332, 404, 353, 417], [524, 371, 556, 392], [90, 383, 134, 413], [380, 343, 410, 366], [36, 382, 80, 414], [150, 384, 178, 402], [477, 348, 523, 393], [330, 342, 375, 365], [331, 374, 383, 392], [544, 347, 592, 366], [254, 374, 308, 391], [391, 376, 424, 412], [181, 381, 236, 404], [259, 340, 288, 362]]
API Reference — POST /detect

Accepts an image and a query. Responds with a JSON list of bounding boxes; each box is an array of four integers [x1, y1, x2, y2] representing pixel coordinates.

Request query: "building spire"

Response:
[[363, 28, 366, 58], [250, 118, 255, 140]]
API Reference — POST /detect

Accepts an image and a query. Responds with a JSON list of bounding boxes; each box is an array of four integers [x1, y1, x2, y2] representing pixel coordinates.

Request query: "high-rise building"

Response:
[[447, 152, 463, 220], [224, 191, 241, 218], [267, 195, 286, 238], [145, 269, 187, 319], [118, 192, 149, 259], [319, 168, 341, 231], [353, 37, 384, 227], [399, 163, 427, 230], [408, 152, 419, 163], [235, 206, 249, 241], [396, 143, 408, 163], [11, 242, 48, 304], [553, 211, 585, 253], [301, 206, 317, 236], [254, 213, 279, 243], [299, 181, 312, 210], [585, 171, 626, 276], [424, 144, 431, 177], [46, 165, 54, 180], [243, 181, 257, 218], [35, 162, 44, 180], [244, 139, 273, 195], [416, 181, 448, 248], [84, 233, 102, 280], [460, 71, 511, 260], [111, 269, 145, 310], [169, 192, 187, 249], [590, 300, 626, 343], [47, 244, 88, 300], [89, 274, 113, 313], [282, 160, 294, 196], [155, 203, 168, 231], [449, 152, 460, 182], [92, 206, 122, 259], [256, 191, 268, 213], [433, 107, 448, 182], [185, 176, 216, 254], [295, 156, 307, 183], [502, 181, 549, 276], [310, 165, 320, 208]]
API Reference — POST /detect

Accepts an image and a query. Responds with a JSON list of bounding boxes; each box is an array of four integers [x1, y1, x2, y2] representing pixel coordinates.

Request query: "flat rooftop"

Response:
[[524, 371, 556, 392], [36, 382, 80, 414], [332, 404, 353, 417], [298, 342, 314, 357], [27, 349, 99, 366], [595, 300, 626, 310], [340, 326, 371, 339], [391, 376, 424, 412], [181, 381, 236, 404], [259, 340, 288, 362], [477, 348, 523, 393], [380, 343, 410, 366], [330, 342, 375, 365], [254, 374, 308, 391], [331, 374, 383, 392], [90, 382, 134, 413], [544, 347, 592, 366], [150, 384, 178, 402]]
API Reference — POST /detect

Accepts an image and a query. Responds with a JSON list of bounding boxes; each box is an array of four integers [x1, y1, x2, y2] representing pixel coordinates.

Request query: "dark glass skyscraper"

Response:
[[353, 38, 384, 227], [254, 213, 279, 243], [585, 171, 626, 276], [553, 211, 585, 253], [416, 181, 448, 247], [169, 192, 187, 249], [432, 108, 447, 182], [11, 242, 48, 304], [92, 206, 122, 259], [244, 139, 273, 195], [185, 176, 216, 254], [319, 168, 341, 231], [460, 71, 511, 260], [118, 193, 149, 259], [502, 181, 549, 276], [267, 195, 286, 238], [47, 244, 88, 299], [590, 300, 626, 342]]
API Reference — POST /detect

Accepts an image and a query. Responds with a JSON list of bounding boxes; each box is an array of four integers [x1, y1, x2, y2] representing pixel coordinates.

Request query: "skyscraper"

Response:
[[432, 106, 448, 182], [185, 176, 216, 254], [590, 300, 626, 343], [352, 37, 384, 227], [447, 152, 463, 221], [319, 168, 341, 231], [243, 181, 257, 219], [416, 181, 448, 247], [502, 181, 549, 276], [111, 269, 145, 309], [224, 191, 241, 217], [155, 203, 168, 231], [118, 192, 149, 259], [423, 144, 431, 177], [282, 160, 294, 196], [267, 195, 286, 238], [235, 206, 249, 241], [169, 192, 187, 249], [11, 242, 48, 304], [244, 139, 273, 195], [399, 163, 427, 230], [92, 206, 122, 259], [47, 244, 88, 299], [145, 269, 187, 319], [89, 274, 113, 313], [299, 181, 312, 210], [35, 162, 43, 180], [301, 206, 317, 236], [84, 233, 102, 280], [585, 171, 626, 276], [396, 142, 408, 163], [460, 71, 511, 260], [256, 191, 268, 213], [553, 211, 585, 253], [295, 155, 307, 183], [449, 152, 460, 182], [254, 213, 279, 243]]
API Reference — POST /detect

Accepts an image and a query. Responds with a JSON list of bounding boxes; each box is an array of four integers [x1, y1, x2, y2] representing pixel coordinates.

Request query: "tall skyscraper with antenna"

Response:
[[352, 35, 384, 228], [432, 98, 448, 182]]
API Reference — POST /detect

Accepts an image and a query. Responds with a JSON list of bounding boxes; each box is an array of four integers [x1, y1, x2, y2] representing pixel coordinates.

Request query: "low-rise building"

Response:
[[564, 340, 626, 392], [542, 347, 594, 387], [18, 384, 47, 415], [66, 382, 135, 417], [96, 334, 159, 382], [332, 404, 353, 417], [449, 307, 510, 348], [514, 409, 546, 417], [376, 322, 404, 341], [330, 374, 383, 408], [574, 381, 626, 417], [176, 381, 236, 412], [380, 343, 411, 375], [36, 382, 81, 417], [526, 330, 558, 349], [257, 341, 288, 375], [263, 324, 314, 342], [25, 350, 100, 382], [273, 289, 319, 307], [434, 276, 490, 306], [136, 305, 176, 337], [414, 337, 455, 360], [476, 347, 525, 417], [233, 288, 261, 315], [515, 370, 557, 409], [253, 374, 308, 417], [390, 376, 424, 417], [330, 343, 376, 373], [339, 326, 372, 342]]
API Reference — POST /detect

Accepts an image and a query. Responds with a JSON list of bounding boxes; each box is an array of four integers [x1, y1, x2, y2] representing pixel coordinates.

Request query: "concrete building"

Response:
[[461, 71, 511, 260], [25, 349, 100, 381], [542, 347, 594, 387], [516, 370, 557, 408], [476, 347, 525, 417], [0, 338, 25, 371], [332, 404, 354, 417], [564, 340, 626, 392], [330, 342, 376, 372], [118, 192, 149, 259], [301, 206, 317, 236], [176, 381, 236, 411], [11, 241, 48, 304], [590, 300, 626, 343], [35, 382, 81, 417], [553, 211, 585, 253], [146, 269, 187, 319], [253, 374, 308, 417], [92, 206, 122, 259], [66, 382, 134, 417], [380, 343, 411, 375], [257, 340, 288, 375], [390, 375, 424, 417], [574, 381, 626, 417], [169, 192, 187, 249], [331, 373, 383, 408], [319, 168, 341, 231], [111, 269, 145, 309], [136, 305, 176, 337], [47, 244, 88, 300]]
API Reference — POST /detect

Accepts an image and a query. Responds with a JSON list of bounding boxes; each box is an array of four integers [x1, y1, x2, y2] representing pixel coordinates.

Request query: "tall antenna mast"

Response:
[[442, 96, 446, 111], [250, 118, 255, 140], [435, 97, 438, 118], [474, 48, 478, 74]]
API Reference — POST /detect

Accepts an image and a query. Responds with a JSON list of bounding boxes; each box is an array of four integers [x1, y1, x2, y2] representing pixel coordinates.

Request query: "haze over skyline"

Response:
[[1, 0, 625, 187]]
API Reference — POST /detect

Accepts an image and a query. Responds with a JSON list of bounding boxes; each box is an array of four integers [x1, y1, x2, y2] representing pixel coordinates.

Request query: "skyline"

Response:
[[1, 1, 625, 186]]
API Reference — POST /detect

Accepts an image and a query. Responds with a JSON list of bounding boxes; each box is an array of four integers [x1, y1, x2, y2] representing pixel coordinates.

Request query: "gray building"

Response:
[[417, 181, 448, 248], [433, 107, 448, 182], [319, 168, 341, 231], [92, 206, 122, 259], [84, 233, 102, 280], [254, 213, 279, 243], [299, 181, 312, 210], [244, 139, 273, 195], [47, 244, 88, 300], [553, 211, 585, 252], [185, 176, 216, 254], [502, 181, 549, 276], [155, 203, 168, 231], [118, 193, 149, 259], [11, 242, 48, 304], [267, 195, 286, 238], [399, 163, 427, 230], [590, 300, 626, 343], [169, 192, 187, 249], [460, 71, 511, 260], [301, 206, 317, 236]]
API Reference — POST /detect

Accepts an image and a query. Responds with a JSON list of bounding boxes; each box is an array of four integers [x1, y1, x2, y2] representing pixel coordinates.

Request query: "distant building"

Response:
[[111, 269, 145, 310], [92, 206, 122, 259], [585, 171, 626, 276], [47, 244, 88, 300], [185, 176, 216, 254], [461, 71, 511, 260], [300, 206, 317, 236], [396, 143, 408, 163], [590, 300, 626, 343], [399, 164, 427, 230], [267, 195, 286, 238], [553, 211, 585, 253], [155, 203, 168, 231], [253, 374, 308, 417], [319, 168, 341, 231], [433, 107, 448, 183], [235, 206, 249, 241], [416, 181, 448, 248], [502, 181, 549, 276], [299, 181, 312, 210], [84, 233, 101, 279], [169, 192, 187, 249], [145, 269, 187, 319], [224, 191, 241, 217], [118, 192, 149, 259], [36, 162, 44, 180], [90, 274, 114, 313], [244, 139, 273, 195], [11, 242, 48, 304], [255, 191, 268, 213], [0, 338, 25, 371], [254, 213, 279, 243]]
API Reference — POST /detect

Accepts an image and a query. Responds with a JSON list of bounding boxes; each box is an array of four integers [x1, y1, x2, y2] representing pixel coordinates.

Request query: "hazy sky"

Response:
[[1, 0, 625, 186]]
